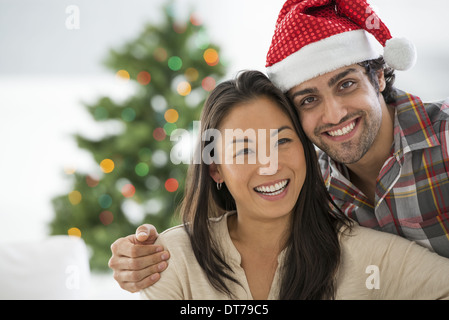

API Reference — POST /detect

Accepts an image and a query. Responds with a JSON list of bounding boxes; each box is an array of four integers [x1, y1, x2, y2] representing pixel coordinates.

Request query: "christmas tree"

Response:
[[50, 2, 227, 270]]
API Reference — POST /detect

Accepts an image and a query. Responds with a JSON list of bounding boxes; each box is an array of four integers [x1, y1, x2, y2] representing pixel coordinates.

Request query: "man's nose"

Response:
[[321, 96, 347, 124]]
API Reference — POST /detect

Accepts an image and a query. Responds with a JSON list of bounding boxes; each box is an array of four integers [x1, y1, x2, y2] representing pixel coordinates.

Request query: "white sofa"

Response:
[[0, 235, 90, 299]]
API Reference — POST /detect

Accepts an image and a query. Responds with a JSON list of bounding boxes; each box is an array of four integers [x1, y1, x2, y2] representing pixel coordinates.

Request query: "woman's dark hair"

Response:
[[358, 56, 397, 104], [180, 70, 352, 299]]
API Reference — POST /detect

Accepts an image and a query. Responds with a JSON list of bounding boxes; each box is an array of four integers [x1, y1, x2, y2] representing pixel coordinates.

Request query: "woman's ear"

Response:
[[209, 163, 223, 183]]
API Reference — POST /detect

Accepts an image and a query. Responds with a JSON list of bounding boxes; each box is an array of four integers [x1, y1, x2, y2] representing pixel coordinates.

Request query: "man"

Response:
[[109, 0, 449, 293]]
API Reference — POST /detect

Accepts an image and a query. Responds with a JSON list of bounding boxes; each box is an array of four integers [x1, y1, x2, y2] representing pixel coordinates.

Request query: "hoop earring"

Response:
[[216, 181, 222, 190]]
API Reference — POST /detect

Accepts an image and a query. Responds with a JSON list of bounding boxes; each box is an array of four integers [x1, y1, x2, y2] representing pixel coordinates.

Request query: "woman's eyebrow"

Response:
[[225, 126, 293, 146], [231, 137, 252, 144], [275, 125, 294, 135]]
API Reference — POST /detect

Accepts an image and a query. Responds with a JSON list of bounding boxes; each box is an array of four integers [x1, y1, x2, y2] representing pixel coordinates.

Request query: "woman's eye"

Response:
[[275, 138, 291, 147], [236, 148, 253, 156]]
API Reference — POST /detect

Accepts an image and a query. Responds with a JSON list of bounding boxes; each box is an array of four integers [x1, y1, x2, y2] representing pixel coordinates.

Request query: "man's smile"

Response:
[[320, 116, 362, 141]]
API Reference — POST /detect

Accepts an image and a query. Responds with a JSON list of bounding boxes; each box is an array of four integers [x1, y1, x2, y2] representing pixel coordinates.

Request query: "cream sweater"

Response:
[[141, 212, 449, 300]]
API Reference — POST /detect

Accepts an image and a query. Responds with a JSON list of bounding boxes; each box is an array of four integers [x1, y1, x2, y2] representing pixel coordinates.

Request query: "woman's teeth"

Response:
[[254, 179, 289, 195]]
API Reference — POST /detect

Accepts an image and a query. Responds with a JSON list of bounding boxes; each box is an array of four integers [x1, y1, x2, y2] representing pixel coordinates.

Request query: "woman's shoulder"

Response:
[[155, 224, 190, 251], [155, 212, 233, 248]]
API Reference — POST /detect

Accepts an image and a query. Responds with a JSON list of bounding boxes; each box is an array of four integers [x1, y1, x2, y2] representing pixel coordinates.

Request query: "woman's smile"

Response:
[[254, 179, 290, 200]]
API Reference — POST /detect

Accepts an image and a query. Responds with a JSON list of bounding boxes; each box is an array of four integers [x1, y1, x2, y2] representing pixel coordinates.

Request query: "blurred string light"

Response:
[[185, 67, 199, 82], [135, 162, 150, 176], [116, 69, 130, 81], [98, 194, 112, 209], [168, 56, 183, 71], [203, 48, 219, 66], [145, 176, 160, 191], [99, 211, 113, 226], [151, 95, 167, 112], [121, 183, 136, 198], [165, 178, 179, 192], [152, 150, 168, 167], [153, 127, 166, 141], [122, 199, 145, 225], [68, 190, 82, 205], [164, 122, 177, 135], [202, 76, 216, 91], [68, 227, 81, 237], [116, 69, 151, 86], [153, 47, 168, 62], [177, 81, 191, 96], [121, 107, 136, 122], [86, 175, 99, 187], [100, 158, 115, 173], [164, 109, 179, 123], [189, 13, 202, 26], [173, 22, 187, 34], [137, 71, 151, 85]]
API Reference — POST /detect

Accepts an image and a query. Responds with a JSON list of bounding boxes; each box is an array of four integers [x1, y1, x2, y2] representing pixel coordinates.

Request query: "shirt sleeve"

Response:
[[353, 226, 449, 300]]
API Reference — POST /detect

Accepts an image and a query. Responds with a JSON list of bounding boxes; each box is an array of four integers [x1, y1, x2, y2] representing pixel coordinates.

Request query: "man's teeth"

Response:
[[255, 179, 289, 195], [327, 121, 356, 137]]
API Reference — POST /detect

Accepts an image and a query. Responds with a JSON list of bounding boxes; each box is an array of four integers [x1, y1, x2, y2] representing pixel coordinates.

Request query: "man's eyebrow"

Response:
[[327, 68, 357, 88], [290, 68, 358, 100], [289, 87, 318, 100]]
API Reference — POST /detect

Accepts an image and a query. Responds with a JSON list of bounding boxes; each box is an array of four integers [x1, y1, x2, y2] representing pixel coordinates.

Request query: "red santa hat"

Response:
[[266, 0, 417, 92]]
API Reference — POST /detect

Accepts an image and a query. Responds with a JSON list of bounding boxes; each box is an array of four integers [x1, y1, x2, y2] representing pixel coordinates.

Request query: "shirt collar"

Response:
[[390, 89, 440, 156]]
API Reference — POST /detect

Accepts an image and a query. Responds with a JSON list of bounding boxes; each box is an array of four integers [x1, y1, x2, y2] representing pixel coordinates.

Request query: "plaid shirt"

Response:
[[319, 89, 449, 258]]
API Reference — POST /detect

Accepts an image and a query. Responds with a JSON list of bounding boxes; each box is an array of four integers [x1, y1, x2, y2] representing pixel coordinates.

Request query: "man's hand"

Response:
[[108, 224, 170, 293]]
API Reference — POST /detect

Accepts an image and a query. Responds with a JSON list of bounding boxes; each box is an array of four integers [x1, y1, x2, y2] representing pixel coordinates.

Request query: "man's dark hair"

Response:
[[358, 56, 396, 104]]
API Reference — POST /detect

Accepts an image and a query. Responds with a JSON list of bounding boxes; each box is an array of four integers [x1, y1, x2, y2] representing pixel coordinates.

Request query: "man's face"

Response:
[[288, 64, 386, 164]]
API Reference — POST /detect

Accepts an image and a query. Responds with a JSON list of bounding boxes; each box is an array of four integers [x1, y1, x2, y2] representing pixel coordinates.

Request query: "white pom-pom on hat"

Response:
[[383, 37, 417, 70]]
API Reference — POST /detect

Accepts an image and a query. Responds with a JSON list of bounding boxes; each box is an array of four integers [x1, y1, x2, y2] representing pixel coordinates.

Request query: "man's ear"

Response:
[[377, 69, 386, 93], [208, 163, 222, 183]]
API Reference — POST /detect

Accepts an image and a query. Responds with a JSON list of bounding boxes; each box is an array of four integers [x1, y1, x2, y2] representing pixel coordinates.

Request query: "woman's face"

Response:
[[210, 97, 306, 222]]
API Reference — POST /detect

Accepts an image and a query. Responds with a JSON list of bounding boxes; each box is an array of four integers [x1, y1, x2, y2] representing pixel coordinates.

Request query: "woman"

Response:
[[141, 70, 449, 300]]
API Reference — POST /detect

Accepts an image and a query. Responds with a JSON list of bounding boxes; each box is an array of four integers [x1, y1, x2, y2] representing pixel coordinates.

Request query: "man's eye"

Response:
[[301, 96, 316, 105], [340, 80, 354, 89]]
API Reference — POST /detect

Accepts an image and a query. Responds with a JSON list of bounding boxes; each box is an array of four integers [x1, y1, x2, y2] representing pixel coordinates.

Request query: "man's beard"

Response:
[[312, 110, 382, 164]]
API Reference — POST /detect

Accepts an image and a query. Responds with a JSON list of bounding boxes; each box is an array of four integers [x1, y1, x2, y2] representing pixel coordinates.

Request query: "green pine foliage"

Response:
[[50, 2, 227, 270]]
